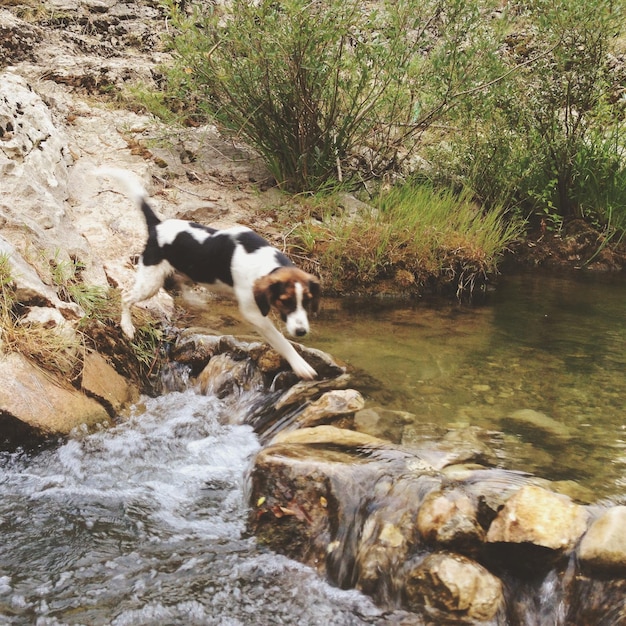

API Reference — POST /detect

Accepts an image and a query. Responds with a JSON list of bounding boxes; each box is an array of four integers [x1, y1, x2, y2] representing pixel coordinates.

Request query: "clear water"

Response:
[[313, 272, 626, 503], [1, 271, 625, 625], [197, 270, 626, 501]]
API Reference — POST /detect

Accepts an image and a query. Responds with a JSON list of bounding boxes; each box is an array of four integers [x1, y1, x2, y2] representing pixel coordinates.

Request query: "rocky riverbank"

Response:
[[169, 330, 626, 624], [0, 0, 276, 440]]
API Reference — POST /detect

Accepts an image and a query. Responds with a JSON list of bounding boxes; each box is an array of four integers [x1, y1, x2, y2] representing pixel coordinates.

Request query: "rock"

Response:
[[172, 332, 256, 374], [354, 406, 413, 443], [405, 552, 504, 622], [21, 306, 80, 344], [294, 389, 364, 428], [416, 488, 485, 554], [0, 10, 42, 66], [249, 342, 344, 382], [0, 235, 83, 318], [354, 473, 441, 600], [197, 353, 264, 399], [269, 425, 389, 449], [486, 485, 589, 569], [503, 408, 572, 439], [81, 351, 138, 415], [249, 434, 383, 571], [0, 70, 105, 288], [578, 506, 626, 575], [0, 352, 111, 441], [273, 373, 352, 412]]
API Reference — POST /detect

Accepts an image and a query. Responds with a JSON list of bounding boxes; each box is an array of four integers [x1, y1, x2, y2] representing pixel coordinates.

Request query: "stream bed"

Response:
[[1, 270, 625, 624]]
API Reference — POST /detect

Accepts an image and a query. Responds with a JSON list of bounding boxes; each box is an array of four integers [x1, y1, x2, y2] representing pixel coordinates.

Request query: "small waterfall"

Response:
[[0, 389, 387, 625]]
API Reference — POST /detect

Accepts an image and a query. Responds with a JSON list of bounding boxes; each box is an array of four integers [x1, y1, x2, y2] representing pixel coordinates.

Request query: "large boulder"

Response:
[[0, 352, 111, 442]]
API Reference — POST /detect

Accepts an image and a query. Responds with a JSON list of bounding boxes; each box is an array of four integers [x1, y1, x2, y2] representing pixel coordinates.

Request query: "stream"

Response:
[[0, 270, 625, 624]]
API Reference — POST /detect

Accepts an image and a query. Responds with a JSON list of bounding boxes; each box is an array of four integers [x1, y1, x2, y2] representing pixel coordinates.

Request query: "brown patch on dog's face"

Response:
[[253, 268, 321, 319]]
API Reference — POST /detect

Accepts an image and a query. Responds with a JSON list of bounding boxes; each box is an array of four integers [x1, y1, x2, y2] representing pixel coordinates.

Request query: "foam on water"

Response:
[[0, 390, 386, 625]]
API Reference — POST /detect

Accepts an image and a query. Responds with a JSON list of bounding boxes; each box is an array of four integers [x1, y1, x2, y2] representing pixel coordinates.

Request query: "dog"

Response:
[[97, 168, 320, 380]]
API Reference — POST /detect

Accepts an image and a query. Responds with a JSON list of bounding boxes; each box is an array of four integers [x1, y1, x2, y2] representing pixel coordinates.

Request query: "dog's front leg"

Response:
[[247, 315, 317, 380]]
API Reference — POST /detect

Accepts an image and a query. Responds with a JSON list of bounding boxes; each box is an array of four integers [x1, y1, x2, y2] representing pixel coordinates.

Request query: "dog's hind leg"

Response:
[[121, 261, 172, 339]]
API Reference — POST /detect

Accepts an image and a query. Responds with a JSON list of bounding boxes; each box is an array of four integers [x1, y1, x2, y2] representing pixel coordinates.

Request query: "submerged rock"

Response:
[[503, 408, 573, 439]]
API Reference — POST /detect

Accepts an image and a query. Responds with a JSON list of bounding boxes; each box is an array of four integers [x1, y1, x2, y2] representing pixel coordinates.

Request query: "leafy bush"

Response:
[[432, 0, 626, 229], [161, 0, 503, 192]]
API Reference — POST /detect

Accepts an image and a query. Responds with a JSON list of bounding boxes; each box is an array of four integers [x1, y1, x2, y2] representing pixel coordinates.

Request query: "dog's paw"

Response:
[[120, 319, 136, 340], [293, 360, 317, 380]]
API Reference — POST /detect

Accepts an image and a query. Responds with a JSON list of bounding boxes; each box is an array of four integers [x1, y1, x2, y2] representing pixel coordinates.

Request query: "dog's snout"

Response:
[[295, 327, 308, 337]]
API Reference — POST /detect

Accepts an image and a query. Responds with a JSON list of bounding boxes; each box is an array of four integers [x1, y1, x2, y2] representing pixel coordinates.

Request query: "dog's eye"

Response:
[[279, 296, 295, 308]]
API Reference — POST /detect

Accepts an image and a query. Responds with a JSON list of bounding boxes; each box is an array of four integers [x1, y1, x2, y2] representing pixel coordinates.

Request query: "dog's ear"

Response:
[[253, 275, 282, 317], [308, 276, 321, 314]]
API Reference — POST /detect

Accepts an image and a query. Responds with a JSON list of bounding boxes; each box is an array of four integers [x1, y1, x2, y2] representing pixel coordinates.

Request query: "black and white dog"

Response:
[[97, 168, 320, 379]]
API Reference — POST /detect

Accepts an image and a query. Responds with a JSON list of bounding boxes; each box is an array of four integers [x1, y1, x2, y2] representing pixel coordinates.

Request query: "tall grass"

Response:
[[292, 184, 524, 297], [0, 254, 83, 376]]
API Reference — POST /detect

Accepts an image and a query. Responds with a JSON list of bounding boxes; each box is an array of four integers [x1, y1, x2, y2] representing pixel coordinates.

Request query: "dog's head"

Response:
[[253, 267, 321, 337]]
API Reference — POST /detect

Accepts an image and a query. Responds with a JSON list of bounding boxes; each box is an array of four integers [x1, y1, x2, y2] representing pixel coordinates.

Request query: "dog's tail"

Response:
[[95, 166, 161, 229]]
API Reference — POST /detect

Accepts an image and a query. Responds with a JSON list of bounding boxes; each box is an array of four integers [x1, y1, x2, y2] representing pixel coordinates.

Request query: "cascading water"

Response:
[[0, 390, 387, 625]]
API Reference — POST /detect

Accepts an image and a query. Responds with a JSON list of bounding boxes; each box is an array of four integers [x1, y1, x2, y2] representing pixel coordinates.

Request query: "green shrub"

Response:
[[432, 0, 626, 230], [160, 0, 503, 192]]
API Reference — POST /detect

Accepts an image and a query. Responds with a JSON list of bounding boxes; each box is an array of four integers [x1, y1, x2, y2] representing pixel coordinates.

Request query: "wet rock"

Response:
[[578, 506, 626, 575], [447, 466, 534, 527], [171, 331, 254, 373], [196, 352, 264, 399], [270, 424, 388, 449], [249, 432, 385, 571], [0, 352, 110, 441], [354, 406, 413, 443], [405, 552, 504, 622], [272, 373, 352, 413], [172, 331, 345, 384], [486, 484, 589, 572], [354, 473, 440, 601], [503, 408, 572, 439], [81, 351, 138, 415], [283, 344, 346, 380], [416, 488, 485, 554], [293, 389, 364, 428]]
